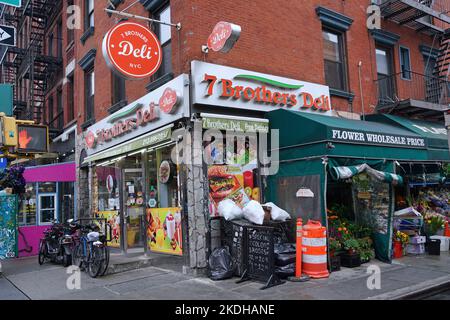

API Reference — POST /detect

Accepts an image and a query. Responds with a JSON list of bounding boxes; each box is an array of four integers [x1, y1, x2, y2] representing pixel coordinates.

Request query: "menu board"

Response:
[[246, 226, 274, 281]]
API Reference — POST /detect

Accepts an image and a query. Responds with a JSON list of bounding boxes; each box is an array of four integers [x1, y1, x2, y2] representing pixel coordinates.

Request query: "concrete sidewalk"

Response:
[[0, 252, 449, 300]]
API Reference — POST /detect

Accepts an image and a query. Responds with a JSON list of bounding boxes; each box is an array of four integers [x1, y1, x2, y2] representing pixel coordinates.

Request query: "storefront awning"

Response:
[[366, 114, 449, 160], [265, 109, 429, 162], [329, 163, 403, 185], [83, 125, 172, 164]]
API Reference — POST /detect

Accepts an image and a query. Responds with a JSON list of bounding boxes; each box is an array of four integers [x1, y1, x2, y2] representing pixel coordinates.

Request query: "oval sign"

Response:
[[207, 21, 241, 53], [102, 22, 162, 80]]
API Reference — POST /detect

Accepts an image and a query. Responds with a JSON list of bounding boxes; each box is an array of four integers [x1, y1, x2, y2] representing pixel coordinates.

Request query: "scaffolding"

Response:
[[1, 0, 63, 124]]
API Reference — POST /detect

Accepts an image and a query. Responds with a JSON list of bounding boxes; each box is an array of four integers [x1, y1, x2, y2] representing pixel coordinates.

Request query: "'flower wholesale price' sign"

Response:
[[102, 22, 162, 80]]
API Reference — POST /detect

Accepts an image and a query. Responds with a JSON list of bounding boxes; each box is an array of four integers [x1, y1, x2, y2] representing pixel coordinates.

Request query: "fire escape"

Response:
[[376, 0, 450, 121], [2, 0, 62, 123]]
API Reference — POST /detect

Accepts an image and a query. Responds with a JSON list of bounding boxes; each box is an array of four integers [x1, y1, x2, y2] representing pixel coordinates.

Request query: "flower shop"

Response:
[[366, 114, 450, 259], [264, 109, 446, 273]]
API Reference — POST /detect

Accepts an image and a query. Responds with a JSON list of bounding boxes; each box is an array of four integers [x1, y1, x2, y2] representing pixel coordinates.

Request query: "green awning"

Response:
[[265, 109, 429, 161], [366, 114, 449, 161], [329, 163, 403, 185]]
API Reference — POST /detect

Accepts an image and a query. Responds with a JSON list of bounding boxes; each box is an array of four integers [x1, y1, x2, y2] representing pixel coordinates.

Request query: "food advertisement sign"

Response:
[[96, 211, 121, 248], [208, 164, 260, 217], [146, 208, 182, 255]]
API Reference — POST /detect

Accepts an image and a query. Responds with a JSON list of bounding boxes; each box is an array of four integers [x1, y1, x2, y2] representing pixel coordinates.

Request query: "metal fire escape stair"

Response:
[[1, 0, 62, 123]]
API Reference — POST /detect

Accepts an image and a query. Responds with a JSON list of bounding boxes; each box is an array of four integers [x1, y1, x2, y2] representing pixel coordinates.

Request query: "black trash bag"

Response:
[[274, 243, 296, 255], [276, 253, 296, 266], [275, 263, 295, 279], [208, 246, 234, 281]]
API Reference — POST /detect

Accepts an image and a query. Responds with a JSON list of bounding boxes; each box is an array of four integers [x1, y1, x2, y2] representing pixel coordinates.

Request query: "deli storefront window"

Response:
[[146, 144, 182, 256], [19, 183, 37, 226]]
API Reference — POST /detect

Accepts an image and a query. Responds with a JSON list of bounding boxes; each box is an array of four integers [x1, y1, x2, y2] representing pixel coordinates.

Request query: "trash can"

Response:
[[427, 238, 441, 256]]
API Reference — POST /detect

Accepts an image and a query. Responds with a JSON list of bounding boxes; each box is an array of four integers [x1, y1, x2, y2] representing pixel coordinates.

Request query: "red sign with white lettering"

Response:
[[102, 22, 162, 80], [159, 88, 179, 114], [207, 21, 241, 53]]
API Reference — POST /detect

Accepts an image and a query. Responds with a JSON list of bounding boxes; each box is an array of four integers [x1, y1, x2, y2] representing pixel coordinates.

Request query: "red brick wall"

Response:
[[71, 0, 446, 133]]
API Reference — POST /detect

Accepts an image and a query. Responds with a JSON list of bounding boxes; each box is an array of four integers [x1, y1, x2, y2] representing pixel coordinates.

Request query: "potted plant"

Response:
[[393, 231, 409, 258], [423, 213, 446, 236], [340, 238, 361, 268], [357, 237, 375, 263], [328, 237, 342, 272], [343, 238, 360, 255]]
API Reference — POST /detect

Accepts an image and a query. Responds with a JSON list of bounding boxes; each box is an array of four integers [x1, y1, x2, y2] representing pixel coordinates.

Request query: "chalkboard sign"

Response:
[[237, 225, 284, 290]]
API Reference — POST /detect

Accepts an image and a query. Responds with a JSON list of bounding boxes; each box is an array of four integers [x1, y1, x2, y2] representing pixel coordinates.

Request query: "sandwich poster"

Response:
[[207, 164, 261, 217], [146, 208, 183, 255], [95, 211, 121, 248]]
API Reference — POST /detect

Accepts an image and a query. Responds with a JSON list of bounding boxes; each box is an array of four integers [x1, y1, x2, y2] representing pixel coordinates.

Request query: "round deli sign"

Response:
[[207, 21, 241, 53], [102, 22, 162, 80]]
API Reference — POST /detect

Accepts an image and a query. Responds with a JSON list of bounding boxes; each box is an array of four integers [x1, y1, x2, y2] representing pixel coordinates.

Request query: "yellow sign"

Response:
[[96, 211, 121, 248], [146, 207, 182, 255]]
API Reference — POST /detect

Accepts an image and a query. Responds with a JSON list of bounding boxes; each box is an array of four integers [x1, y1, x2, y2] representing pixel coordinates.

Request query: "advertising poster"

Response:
[[96, 211, 121, 248], [146, 207, 182, 255], [208, 164, 260, 217]]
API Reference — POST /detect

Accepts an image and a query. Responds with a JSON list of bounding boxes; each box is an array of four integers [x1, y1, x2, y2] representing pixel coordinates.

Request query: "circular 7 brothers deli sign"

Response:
[[102, 22, 162, 80]]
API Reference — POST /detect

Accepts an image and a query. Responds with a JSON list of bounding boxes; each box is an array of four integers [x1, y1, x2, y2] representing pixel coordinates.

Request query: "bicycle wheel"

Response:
[[38, 241, 46, 265], [72, 243, 83, 268], [88, 245, 103, 278], [99, 246, 110, 276]]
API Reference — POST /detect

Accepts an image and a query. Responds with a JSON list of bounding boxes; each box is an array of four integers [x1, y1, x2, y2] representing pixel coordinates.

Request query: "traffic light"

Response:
[[0, 114, 18, 147]]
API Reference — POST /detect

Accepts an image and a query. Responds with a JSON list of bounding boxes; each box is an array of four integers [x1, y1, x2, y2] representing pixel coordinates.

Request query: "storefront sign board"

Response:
[[191, 61, 333, 115], [102, 22, 162, 80], [202, 116, 269, 133], [84, 74, 189, 158], [330, 128, 427, 149], [85, 126, 172, 163]]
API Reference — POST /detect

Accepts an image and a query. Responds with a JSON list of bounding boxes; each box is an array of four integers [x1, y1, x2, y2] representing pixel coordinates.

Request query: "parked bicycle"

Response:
[[71, 221, 110, 278]]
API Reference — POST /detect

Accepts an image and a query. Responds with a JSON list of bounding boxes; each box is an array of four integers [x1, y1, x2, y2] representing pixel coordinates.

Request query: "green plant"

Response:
[[328, 237, 342, 252], [343, 238, 360, 252], [356, 237, 374, 262], [424, 213, 446, 235]]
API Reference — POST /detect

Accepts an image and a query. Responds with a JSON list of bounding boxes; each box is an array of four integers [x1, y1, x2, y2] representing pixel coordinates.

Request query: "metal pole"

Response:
[[104, 8, 182, 30], [358, 61, 366, 120]]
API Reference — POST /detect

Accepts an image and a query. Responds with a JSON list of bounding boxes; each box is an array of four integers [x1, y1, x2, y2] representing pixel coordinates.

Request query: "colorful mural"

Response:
[[0, 195, 18, 259]]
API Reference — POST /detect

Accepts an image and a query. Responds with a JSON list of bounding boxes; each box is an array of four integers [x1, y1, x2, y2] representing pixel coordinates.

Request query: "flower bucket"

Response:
[[393, 241, 403, 259]]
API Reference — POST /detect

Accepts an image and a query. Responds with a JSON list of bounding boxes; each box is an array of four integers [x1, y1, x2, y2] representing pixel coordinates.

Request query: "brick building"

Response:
[[1, 0, 449, 270]]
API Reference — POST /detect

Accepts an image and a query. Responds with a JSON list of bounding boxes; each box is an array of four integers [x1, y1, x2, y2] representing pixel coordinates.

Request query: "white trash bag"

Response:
[[243, 200, 265, 225], [264, 202, 291, 221], [218, 199, 243, 221]]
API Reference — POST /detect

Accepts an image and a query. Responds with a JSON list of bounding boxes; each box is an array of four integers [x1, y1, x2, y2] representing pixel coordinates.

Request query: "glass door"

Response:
[[123, 168, 145, 250], [38, 193, 57, 225]]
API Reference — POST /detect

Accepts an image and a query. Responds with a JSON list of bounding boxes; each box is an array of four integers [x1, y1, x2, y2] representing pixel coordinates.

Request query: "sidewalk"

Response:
[[0, 252, 448, 300]]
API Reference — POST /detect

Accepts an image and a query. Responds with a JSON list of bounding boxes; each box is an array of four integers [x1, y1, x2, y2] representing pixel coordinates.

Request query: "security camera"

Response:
[[201, 45, 209, 54]]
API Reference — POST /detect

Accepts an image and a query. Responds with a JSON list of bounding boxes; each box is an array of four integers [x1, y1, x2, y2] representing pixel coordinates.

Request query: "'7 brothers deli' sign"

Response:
[[84, 75, 189, 156], [102, 22, 162, 79], [191, 61, 333, 115]]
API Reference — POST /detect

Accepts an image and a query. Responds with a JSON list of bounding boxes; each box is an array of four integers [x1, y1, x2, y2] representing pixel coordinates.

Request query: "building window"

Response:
[[67, 75, 75, 121], [67, 0, 75, 45], [48, 33, 54, 56], [47, 95, 54, 127], [153, 3, 172, 79], [111, 71, 126, 105], [57, 20, 63, 58], [85, 68, 95, 121], [399, 46, 411, 80], [322, 29, 347, 91], [57, 87, 63, 130], [85, 0, 94, 30]]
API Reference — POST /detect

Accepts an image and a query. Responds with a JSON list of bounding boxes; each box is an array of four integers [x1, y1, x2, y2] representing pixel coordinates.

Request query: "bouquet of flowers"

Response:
[[423, 212, 446, 235], [394, 231, 409, 245], [0, 165, 26, 195]]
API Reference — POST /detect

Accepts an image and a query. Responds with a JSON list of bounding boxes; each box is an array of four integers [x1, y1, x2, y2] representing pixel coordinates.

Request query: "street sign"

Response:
[[0, 0, 21, 8], [0, 25, 16, 47]]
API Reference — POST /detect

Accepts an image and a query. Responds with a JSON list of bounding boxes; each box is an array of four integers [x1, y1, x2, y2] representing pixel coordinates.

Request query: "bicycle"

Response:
[[72, 223, 110, 278]]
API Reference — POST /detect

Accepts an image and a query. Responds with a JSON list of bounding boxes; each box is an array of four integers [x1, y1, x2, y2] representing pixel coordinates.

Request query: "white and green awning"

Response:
[[330, 163, 403, 185]]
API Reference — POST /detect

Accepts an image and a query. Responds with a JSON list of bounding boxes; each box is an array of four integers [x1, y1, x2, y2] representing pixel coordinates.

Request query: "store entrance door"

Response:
[[123, 169, 145, 251]]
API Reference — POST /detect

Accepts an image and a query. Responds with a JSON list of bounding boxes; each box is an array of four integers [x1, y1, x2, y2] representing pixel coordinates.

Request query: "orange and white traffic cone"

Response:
[[288, 218, 310, 282]]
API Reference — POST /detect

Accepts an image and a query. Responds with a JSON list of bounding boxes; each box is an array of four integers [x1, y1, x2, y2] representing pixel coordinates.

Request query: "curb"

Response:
[[366, 275, 450, 300], [106, 255, 183, 275]]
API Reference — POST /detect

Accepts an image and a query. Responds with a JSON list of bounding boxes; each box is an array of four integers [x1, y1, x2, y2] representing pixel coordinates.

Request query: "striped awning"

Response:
[[330, 163, 403, 185]]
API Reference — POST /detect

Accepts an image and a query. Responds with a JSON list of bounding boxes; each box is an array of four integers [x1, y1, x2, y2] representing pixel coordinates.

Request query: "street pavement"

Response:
[[0, 252, 449, 300]]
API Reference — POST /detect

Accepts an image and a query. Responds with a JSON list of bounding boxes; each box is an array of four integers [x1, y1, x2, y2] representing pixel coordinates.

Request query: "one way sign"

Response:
[[0, 25, 16, 47]]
